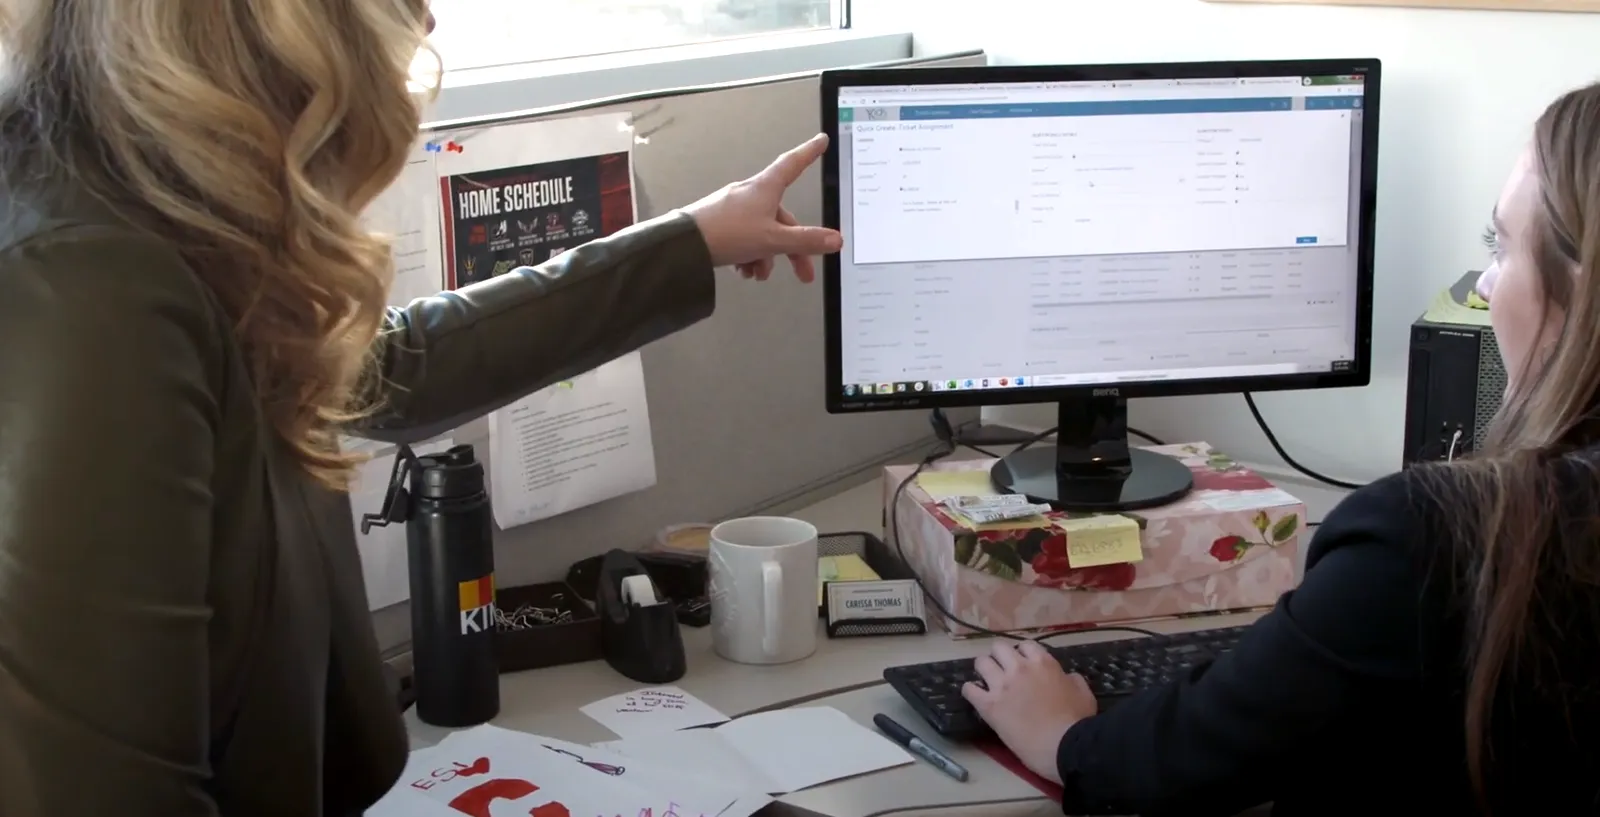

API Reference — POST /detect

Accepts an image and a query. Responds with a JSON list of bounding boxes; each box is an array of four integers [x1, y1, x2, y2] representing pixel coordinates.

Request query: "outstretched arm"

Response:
[[357, 213, 715, 443]]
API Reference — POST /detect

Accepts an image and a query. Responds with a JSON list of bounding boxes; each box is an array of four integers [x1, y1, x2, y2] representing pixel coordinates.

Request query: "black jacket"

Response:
[[1057, 466, 1600, 816]]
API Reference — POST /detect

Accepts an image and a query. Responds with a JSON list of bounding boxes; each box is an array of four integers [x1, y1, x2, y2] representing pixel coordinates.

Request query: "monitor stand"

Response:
[[989, 396, 1193, 512]]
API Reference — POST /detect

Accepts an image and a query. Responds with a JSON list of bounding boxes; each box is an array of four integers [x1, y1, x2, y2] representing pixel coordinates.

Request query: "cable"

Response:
[[947, 423, 1165, 453], [1242, 393, 1366, 491], [1129, 428, 1166, 446], [889, 413, 1161, 643]]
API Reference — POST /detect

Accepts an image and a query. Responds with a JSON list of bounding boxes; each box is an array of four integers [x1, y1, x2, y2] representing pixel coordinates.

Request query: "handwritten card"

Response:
[[1055, 515, 1144, 569], [580, 686, 729, 739]]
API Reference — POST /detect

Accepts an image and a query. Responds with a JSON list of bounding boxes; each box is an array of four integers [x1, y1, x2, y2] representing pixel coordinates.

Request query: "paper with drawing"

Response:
[[435, 725, 770, 817], [385, 730, 669, 817], [580, 686, 729, 738]]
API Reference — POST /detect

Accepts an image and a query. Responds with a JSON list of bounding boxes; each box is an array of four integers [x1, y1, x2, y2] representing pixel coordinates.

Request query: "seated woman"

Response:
[[970, 83, 1600, 816]]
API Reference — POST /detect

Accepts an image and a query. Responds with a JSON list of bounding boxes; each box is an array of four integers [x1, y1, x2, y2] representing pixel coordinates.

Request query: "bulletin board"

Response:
[[366, 50, 988, 651]]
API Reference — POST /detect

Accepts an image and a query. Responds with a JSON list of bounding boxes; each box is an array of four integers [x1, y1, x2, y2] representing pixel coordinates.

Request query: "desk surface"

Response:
[[404, 472, 1301, 817]]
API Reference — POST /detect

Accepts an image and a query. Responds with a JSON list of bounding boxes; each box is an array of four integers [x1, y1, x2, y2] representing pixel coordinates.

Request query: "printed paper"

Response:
[[433, 113, 658, 528], [365, 144, 446, 306], [1201, 487, 1303, 512], [580, 686, 729, 739], [433, 114, 635, 289], [486, 351, 657, 529]]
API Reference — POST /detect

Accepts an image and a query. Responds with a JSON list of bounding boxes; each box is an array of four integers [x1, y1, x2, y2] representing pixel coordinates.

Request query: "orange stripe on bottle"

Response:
[[457, 574, 495, 611]]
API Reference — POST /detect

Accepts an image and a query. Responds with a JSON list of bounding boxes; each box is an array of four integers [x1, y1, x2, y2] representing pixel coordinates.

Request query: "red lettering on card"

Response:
[[448, 777, 570, 817]]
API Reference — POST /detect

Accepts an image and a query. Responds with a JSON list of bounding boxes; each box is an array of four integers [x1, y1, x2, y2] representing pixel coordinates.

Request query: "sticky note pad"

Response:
[[915, 470, 1000, 500], [818, 554, 881, 605], [1055, 515, 1144, 569], [949, 511, 1049, 532]]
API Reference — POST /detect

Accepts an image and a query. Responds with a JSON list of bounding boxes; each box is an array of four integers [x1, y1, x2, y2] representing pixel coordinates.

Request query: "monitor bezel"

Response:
[[820, 58, 1381, 415]]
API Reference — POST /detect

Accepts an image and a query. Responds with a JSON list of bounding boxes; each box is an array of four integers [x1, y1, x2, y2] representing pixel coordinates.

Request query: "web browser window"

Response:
[[833, 74, 1368, 399]]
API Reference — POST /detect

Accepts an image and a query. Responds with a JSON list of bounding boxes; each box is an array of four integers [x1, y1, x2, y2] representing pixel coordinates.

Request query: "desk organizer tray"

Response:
[[819, 531, 913, 578], [493, 580, 602, 673], [817, 530, 916, 614], [884, 442, 1304, 637]]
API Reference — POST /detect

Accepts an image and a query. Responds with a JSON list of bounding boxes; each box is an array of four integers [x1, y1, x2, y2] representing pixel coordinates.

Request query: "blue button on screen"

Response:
[[1295, 236, 1318, 245]]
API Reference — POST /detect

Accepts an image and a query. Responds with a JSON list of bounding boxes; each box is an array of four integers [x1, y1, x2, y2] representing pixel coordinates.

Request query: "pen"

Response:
[[873, 713, 970, 782]]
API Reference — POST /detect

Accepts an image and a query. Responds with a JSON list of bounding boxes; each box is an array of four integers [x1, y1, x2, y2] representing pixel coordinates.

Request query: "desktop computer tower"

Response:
[[1403, 272, 1506, 464]]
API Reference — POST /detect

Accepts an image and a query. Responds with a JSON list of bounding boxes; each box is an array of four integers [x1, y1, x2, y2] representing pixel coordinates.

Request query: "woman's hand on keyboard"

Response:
[[963, 640, 1098, 784]]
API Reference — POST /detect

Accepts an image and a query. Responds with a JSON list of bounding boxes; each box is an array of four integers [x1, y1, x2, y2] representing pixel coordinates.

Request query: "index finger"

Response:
[[1017, 640, 1052, 662], [757, 133, 829, 189]]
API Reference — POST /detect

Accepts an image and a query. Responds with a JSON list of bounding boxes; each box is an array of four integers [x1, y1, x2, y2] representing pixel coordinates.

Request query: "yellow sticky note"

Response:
[[949, 510, 1050, 532], [915, 470, 1001, 500], [1055, 515, 1144, 569], [818, 554, 881, 605]]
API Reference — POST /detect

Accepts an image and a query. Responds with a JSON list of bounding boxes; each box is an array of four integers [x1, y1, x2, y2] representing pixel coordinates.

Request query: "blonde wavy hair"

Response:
[[0, 0, 436, 487]]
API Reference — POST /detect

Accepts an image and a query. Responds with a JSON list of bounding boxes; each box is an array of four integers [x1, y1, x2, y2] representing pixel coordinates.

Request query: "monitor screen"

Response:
[[823, 63, 1376, 410]]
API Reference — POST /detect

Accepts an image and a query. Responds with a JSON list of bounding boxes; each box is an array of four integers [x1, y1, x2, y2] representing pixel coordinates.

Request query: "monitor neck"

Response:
[[1056, 396, 1134, 477]]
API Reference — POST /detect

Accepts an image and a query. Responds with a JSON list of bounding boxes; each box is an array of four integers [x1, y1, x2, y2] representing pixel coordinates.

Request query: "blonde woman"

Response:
[[0, 2, 839, 814], [969, 86, 1600, 816]]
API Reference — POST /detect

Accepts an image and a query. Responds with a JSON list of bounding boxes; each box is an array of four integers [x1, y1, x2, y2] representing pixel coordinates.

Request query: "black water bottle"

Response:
[[361, 444, 500, 727]]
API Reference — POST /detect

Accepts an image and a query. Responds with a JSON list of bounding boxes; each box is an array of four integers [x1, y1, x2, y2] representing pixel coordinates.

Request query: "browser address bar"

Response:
[[844, 96, 1011, 105]]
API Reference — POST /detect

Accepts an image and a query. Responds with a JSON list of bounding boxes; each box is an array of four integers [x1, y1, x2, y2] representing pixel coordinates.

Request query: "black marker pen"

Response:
[[873, 713, 970, 782]]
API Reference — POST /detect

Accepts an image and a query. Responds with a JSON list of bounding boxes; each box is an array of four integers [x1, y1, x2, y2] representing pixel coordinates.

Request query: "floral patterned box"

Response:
[[883, 442, 1305, 637]]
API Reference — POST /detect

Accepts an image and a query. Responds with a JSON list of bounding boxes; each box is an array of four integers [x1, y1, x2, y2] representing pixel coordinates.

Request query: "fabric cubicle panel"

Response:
[[371, 51, 989, 651]]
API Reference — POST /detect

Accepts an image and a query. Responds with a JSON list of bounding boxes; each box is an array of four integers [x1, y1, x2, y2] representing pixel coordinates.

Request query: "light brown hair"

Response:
[[1443, 83, 1600, 806], [0, 0, 436, 487]]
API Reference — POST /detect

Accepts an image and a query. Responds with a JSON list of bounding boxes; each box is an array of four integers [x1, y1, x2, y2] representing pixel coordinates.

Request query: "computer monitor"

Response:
[[820, 59, 1379, 511]]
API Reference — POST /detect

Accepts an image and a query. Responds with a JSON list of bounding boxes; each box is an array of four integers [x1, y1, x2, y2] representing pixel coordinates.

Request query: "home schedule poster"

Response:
[[435, 114, 637, 289]]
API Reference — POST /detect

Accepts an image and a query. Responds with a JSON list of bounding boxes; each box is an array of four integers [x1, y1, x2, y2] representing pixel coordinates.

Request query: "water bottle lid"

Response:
[[410, 444, 485, 499]]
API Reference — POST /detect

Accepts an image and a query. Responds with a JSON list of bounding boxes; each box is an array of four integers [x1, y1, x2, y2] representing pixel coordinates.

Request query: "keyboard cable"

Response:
[[887, 410, 1162, 644]]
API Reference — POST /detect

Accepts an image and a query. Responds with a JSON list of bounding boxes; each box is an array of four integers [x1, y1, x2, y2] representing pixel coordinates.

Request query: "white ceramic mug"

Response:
[[708, 516, 819, 665]]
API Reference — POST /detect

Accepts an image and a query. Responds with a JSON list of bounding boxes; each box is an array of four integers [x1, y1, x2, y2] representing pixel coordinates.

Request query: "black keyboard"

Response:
[[883, 626, 1248, 739]]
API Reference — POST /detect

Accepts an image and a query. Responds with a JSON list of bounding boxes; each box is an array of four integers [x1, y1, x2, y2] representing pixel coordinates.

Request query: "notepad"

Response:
[[914, 470, 1000, 499], [1055, 515, 1144, 568], [597, 706, 911, 795]]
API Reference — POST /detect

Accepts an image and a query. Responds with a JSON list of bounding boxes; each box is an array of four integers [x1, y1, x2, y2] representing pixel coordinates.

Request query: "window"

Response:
[[428, 0, 844, 73]]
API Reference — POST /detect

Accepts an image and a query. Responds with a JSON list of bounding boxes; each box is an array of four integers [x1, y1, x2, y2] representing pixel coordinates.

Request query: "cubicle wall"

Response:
[[372, 50, 988, 652]]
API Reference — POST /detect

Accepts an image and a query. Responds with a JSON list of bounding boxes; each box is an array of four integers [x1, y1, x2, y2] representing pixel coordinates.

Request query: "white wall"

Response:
[[852, 0, 1600, 483]]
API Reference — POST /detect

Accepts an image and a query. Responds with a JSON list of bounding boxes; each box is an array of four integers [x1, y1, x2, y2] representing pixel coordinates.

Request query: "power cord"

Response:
[[1242, 393, 1365, 491], [888, 411, 1162, 642], [945, 417, 1166, 458]]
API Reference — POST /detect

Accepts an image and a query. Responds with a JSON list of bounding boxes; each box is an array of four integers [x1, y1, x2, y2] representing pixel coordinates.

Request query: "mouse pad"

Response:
[[973, 737, 1063, 803]]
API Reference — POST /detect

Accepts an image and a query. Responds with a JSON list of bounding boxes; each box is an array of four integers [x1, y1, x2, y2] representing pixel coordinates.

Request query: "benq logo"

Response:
[[1092, 388, 1121, 397]]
